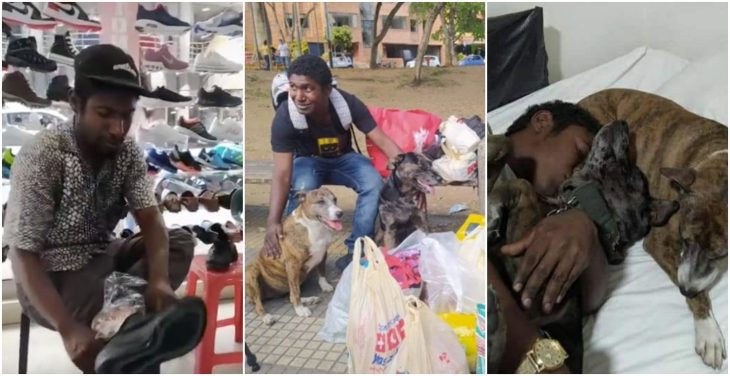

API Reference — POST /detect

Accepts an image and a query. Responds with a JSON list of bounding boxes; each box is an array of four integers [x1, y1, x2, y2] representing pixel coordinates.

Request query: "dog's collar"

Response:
[[551, 181, 624, 264]]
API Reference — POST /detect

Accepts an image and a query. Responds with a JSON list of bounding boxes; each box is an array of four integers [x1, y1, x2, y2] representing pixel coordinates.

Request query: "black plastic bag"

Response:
[[487, 7, 549, 111]]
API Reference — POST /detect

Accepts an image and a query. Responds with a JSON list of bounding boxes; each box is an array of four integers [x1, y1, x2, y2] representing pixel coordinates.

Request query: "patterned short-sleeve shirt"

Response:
[[3, 123, 158, 272]]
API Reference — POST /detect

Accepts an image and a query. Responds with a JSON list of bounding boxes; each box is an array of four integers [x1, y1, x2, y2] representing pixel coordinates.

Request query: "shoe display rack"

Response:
[[131, 3, 243, 277]]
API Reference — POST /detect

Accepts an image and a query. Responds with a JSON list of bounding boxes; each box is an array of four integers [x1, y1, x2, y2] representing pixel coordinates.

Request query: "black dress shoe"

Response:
[[46, 75, 70, 102], [95, 297, 207, 374]]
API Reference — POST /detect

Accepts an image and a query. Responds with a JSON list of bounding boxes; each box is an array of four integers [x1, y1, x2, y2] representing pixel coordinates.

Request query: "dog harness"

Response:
[[549, 181, 624, 264]]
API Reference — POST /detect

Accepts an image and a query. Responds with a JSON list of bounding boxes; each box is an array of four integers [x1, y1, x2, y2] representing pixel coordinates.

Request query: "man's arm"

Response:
[[366, 127, 403, 160], [133, 207, 170, 285], [263, 152, 293, 257]]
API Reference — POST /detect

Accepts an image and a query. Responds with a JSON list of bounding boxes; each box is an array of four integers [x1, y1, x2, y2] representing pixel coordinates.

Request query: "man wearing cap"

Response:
[[4, 45, 199, 373]]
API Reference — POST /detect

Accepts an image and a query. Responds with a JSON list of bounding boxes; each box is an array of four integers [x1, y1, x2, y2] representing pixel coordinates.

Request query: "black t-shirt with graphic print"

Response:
[[270, 89, 377, 157]]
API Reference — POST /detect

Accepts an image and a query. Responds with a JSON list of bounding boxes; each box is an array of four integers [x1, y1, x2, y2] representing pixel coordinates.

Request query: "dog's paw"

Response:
[[695, 317, 727, 369], [262, 314, 277, 326], [294, 305, 312, 317], [300, 296, 321, 306], [319, 277, 335, 292]]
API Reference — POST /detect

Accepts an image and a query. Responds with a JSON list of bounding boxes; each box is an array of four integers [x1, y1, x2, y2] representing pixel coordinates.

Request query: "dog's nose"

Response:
[[336, 210, 344, 219], [679, 286, 699, 298]]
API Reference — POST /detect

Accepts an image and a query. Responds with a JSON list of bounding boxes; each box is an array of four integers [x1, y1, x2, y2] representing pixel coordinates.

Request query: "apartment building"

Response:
[[245, 2, 449, 67]]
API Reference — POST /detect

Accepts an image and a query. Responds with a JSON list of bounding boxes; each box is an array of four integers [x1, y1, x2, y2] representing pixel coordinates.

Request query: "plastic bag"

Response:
[[432, 141, 478, 183], [439, 312, 478, 372], [366, 108, 442, 178], [347, 236, 410, 373], [417, 231, 484, 314], [440, 116, 481, 155], [404, 296, 470, 374], [91, 272, 147, 340], [318, 262, 354, 343]]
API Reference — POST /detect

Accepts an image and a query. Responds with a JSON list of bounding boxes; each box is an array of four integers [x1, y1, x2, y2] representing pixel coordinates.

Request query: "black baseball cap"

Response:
[[74, 44, 150, 96]]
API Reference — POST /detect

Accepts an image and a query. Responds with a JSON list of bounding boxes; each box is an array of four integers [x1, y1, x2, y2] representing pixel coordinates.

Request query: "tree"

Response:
[[369, 2, 405, 69], [411, 2, 446, 83], [331, 26, 353, 53], [433, 3, 485, 66]]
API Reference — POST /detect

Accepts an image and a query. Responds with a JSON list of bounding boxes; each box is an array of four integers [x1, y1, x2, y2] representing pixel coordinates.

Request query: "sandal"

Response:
[[179, 191, 199, 212], [224, 221, 242, 243], [197, 190, 220, 212], [161, 189, 181, 213]]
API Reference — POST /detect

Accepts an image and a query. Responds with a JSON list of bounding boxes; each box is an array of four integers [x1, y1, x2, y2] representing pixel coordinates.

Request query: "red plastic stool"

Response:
[[186, 254, 243, 373]]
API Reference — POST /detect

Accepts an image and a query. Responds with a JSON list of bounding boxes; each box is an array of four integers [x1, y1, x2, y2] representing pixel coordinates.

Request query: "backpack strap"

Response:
[[288, 88, 352, 131]]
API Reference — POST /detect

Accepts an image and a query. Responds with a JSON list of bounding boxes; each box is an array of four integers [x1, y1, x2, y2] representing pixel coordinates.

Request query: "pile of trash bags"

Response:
[[319, 218, 486, 374], [429, 116, 485, 183]]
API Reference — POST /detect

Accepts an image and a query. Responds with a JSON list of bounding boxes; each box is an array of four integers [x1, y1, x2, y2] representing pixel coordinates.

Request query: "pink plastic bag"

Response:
[[366, 108, 442, 178]]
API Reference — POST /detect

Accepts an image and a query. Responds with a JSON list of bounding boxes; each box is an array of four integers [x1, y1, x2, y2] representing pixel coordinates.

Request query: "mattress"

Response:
[[489, 46, 728, 373]]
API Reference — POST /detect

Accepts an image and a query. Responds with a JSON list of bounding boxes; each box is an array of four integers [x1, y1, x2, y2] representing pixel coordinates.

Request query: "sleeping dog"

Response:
[[246, 187, 343, 325], [375, 152, 443, 249], [488, 120, 678, 371], [579, 89, 728, 368]]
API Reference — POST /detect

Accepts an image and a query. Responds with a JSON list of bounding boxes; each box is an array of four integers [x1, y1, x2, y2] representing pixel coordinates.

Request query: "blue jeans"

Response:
[[282, 55, 290, 68], [285, 152, 384, 253]]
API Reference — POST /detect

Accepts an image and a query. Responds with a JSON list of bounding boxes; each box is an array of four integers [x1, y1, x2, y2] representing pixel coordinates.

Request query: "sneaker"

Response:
[[194, 8, 242, 36], [197, 86, 241, 108], [206, 224, 238, 271], [47, 75, 70, 102], [2, 2, 56, 30], [136, 121, 188, 149], [48, 31, 78, 66], [23, 112, 45, 131], [2, 71, 51, 107], [169, 145, 201, 172], [3, 149, 16, 167], [213, 144, 242, 167], [42, 2, 101, 32], [196, 148, 231, 171], [2, 125, 36, 147], [135, 4, 190, 34], [4, 36, 57, 72], [208, 117, 242, 143], [192, 35, 242, 73], [142, 44, 188, 71], [139, 87, 193, 108], [174, 117, 218, 143], [145, 149, 178, 173]]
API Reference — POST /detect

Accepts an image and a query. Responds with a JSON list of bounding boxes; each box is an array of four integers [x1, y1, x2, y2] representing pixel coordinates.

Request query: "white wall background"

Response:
[[488, 3, 728, 82]]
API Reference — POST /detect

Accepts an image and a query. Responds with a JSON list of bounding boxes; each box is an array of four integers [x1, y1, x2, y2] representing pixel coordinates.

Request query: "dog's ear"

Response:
[[387, 154, 406, 171], [660, 167, 696, 194], [295, 191, 307, 203], [649, 198, 680, 226]]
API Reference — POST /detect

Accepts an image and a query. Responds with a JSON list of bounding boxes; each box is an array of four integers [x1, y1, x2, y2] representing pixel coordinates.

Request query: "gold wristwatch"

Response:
[[515, 336, 568, 373]]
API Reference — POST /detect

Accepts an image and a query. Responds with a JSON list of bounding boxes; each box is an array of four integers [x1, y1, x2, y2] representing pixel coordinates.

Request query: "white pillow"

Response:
[[656, 50, 728, 125]]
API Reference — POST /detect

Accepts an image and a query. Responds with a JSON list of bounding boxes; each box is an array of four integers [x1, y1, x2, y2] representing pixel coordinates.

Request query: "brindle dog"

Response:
[[374, 152, 443, 249], [488, 120, 678, 372], [580, 89, 728, 368]]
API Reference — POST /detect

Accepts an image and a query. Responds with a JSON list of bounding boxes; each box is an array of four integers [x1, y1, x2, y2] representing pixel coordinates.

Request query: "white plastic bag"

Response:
[[440, 116, 481, 155], [418, 231, 484, 315], [433, 140, 478, 183], [91, 272, 147, 340], [347, 237, 410, 373], [403, 296, 470, 374], [318, 262, 354, 343]]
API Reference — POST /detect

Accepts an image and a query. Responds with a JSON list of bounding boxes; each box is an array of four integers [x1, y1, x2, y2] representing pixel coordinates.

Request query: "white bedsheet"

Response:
[[489, 46, 728, 373]]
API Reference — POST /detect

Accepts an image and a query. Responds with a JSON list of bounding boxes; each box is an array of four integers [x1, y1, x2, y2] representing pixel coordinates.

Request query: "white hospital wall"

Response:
[[488, 3, 728, 82]]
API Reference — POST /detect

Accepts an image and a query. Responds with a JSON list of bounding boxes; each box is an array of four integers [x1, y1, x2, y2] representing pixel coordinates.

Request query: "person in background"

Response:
[[278, 38, 290, 69]]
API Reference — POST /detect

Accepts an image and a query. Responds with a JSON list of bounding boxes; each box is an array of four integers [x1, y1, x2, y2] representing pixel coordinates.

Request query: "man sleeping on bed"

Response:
[[489, 90, 728, 373], [487, 101, 609, 373]]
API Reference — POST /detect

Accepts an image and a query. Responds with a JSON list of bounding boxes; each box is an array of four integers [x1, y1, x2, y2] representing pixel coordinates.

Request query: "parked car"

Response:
[[406, 55, 441, 68], [327, 53, 353, 68], [458, 54, 485, 66]]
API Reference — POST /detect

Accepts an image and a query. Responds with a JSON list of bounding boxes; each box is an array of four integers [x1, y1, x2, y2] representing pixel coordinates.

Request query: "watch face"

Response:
[[535, 340, 566, 368]]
